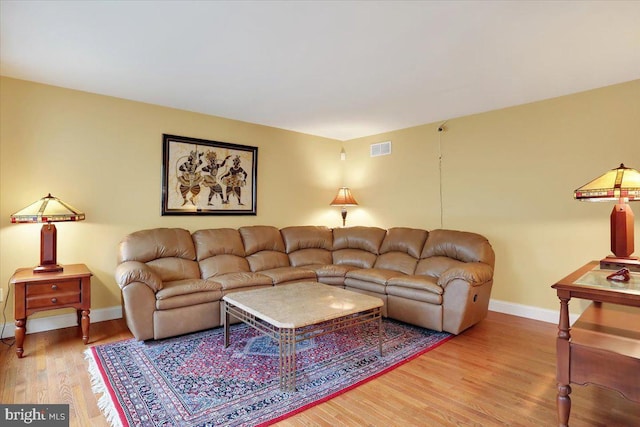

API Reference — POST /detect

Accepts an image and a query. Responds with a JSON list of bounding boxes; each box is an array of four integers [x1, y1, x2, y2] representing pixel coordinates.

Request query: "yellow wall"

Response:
[[345, 79, 640, 313], [0, 77, 342, 319], [1, 77, 638, 324]]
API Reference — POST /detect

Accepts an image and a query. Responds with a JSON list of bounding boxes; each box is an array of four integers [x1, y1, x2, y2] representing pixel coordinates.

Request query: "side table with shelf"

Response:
[[10, 263, 92, 358], [551, 261, 640, 426]]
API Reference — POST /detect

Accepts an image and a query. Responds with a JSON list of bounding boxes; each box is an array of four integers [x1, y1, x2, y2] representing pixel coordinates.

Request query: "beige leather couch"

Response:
[[116, 226, 495, 341]]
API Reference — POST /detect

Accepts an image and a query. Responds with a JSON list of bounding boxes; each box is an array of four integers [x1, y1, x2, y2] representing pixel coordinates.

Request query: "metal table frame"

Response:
[[223, 300, 383, 392]]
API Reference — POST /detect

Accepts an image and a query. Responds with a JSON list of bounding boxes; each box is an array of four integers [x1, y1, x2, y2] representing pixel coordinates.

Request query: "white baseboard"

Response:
[[489, 299, 580, 325], [1, 300, 576, 339], [1, 305, 122, 339]]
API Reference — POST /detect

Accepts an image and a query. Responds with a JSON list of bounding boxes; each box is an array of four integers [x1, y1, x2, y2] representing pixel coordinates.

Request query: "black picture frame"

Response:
[[162, 134, 258, 215]]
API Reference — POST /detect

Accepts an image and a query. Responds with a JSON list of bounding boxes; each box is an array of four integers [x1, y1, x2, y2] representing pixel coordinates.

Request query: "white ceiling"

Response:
[[1, 1, 639, 141]]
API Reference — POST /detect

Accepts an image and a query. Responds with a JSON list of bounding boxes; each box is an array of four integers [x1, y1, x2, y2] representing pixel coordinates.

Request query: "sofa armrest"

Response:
[[437, 262, 493, 288], [115, 261, 162, 292]]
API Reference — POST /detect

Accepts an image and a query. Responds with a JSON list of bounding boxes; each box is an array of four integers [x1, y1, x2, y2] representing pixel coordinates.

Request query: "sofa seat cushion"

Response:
[[345, 268, 402, 285], [309, 264, 358, 278], [387, 275, 443, 295], [386, 276, 443, 304], [155, 279, 222, 310], [260, 267, 317, 284], [213, 272, 273, 291], [344, 268, 402, 294]]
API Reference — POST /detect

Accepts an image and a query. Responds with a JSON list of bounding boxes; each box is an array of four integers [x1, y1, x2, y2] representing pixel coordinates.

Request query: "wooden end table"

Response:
[[551, 261, 640, 426], [10, 263, 92, 358]]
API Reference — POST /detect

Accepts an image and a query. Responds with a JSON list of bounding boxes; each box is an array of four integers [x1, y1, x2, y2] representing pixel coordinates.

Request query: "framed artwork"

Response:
[[162, 134, 258, 215]]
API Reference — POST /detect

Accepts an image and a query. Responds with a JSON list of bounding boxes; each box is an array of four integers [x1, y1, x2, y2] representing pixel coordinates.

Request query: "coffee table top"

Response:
[[223, 282, 383, 328]]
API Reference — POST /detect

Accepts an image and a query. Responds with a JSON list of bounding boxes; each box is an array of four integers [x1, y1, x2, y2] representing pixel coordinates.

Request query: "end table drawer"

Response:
[[26, 280, 80, 295], [25, 280, 82, 309], [27, 293, 81, 309]]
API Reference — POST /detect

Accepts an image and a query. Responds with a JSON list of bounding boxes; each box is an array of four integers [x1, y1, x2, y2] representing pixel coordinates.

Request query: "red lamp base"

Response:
[[610, 203, 634, 258], [600, 256, 640, 272], [34, 222, 64, 274], [33, 264, 64, 274], [601, 200, 638, 271]]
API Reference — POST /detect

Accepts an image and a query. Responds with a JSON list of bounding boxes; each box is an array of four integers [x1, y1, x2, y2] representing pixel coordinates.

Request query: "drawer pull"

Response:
[[51, 298, 58, 304], [51, 284, 58, 290]]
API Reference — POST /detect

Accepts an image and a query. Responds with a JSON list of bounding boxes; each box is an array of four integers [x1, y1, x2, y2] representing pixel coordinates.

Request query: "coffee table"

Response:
[[223, 282, 384, 391]]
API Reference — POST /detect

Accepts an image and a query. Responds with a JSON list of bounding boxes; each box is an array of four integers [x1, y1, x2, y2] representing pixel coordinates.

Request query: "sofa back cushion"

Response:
[[374, 227, 428, 274], [281, 226, 333, 267], [420, 229, 495, 267], [117, 228, 200, 281], [193, 228, 245, 259], [239, 225, 285, 254], [332, 226, 386, 268], [239, 225, 290, 271], [332, 249, 377, 269], [380, 227, 428, 258], [192, 228, 250, 279]]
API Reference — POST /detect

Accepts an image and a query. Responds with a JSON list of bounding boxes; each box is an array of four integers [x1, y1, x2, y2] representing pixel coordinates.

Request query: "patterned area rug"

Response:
[[86, 319, 452, 426]]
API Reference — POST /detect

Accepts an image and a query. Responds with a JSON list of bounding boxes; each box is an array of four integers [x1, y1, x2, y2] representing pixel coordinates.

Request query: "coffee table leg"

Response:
[[223, 301, 230, 348], [378, 311, 383, 356], [279, 327, 297, 392]]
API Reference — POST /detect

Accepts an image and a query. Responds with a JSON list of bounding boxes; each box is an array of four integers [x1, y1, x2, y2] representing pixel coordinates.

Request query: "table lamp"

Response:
[[330, 187, 358, 227], [10, 194, 85, 273], [574, 163, 640, 271]]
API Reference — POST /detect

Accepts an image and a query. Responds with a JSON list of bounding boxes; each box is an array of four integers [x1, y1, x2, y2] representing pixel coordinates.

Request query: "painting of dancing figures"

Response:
[[162, 134, 258, 215]]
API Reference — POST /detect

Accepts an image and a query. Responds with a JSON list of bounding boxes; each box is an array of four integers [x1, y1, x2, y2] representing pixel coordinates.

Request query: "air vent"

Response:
[[370, 141, 392, 157]]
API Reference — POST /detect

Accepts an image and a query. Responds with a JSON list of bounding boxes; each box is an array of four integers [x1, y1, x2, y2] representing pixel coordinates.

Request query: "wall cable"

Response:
[[1, 284, 15, 347], [437, 121, 447, 229]]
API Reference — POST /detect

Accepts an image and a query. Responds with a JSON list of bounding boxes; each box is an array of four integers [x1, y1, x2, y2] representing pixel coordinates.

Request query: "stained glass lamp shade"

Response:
[[10, 194, 85, 273], [574, 163, 640, 271], [330, 187, 358, 227]]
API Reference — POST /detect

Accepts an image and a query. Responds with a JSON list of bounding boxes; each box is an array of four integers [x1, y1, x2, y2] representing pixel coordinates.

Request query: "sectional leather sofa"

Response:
[[115, 226, 495, 341]]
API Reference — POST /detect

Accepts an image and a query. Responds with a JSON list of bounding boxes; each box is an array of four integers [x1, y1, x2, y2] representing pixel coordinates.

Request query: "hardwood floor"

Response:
[[1, 311, 638, 426]]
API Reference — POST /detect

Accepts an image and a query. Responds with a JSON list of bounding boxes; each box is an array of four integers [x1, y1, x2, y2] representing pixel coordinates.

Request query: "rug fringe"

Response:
[[84, 348, 125, 427]]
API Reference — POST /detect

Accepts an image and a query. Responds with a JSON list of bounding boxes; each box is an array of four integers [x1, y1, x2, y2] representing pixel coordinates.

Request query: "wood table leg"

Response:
[[557, 384, 571, 427], [15, 319, 26, 358], [81, 309, 90, 344], [556, 295, 571, 426]]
